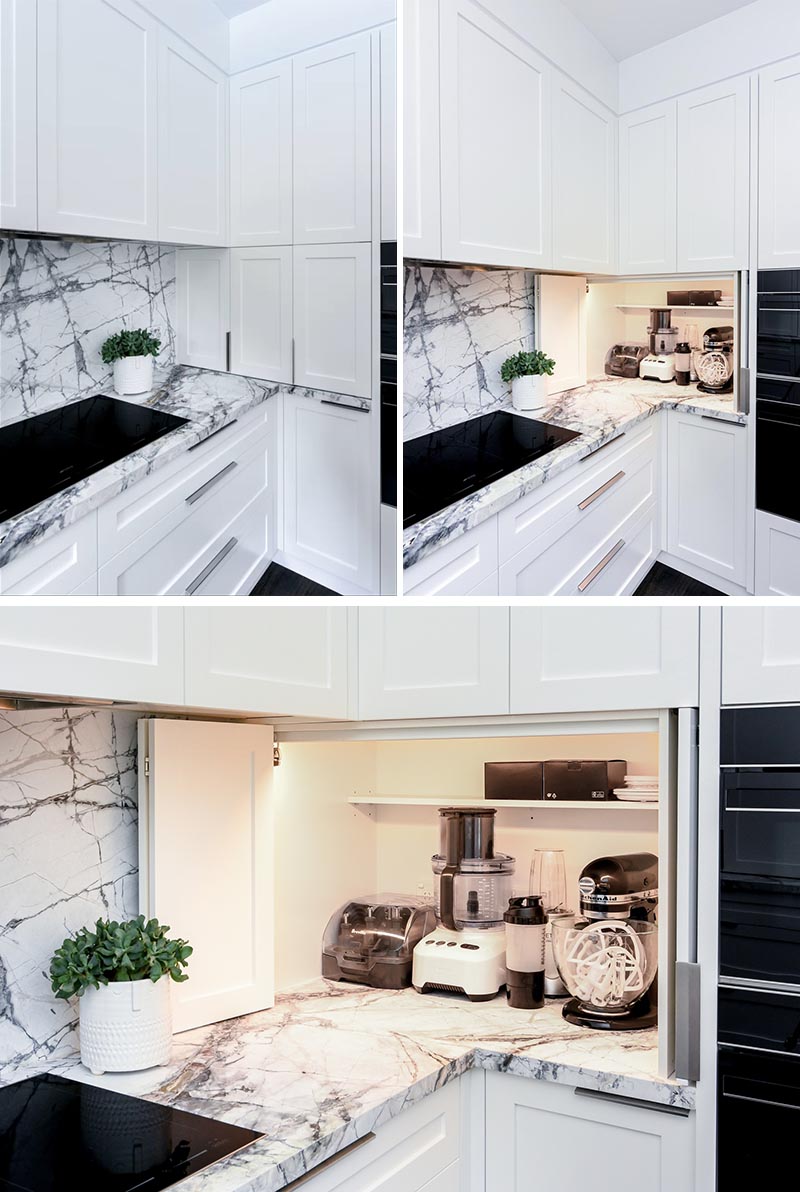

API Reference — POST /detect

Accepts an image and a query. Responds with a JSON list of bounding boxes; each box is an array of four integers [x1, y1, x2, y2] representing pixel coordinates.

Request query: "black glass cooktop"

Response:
[[0, 1074, 262, 1191], [403, 410, 581, 528], [0, 397, 189, 523]]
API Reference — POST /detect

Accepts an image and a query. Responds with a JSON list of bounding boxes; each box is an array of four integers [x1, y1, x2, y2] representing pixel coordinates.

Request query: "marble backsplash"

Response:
[[0, 236, 177, 426], [403, 264, 536, 440], [0, 708, 139, 1073]]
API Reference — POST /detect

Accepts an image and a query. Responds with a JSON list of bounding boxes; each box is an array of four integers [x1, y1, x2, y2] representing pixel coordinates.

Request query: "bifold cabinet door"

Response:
[[619, 101, 677, 274], [511, 607, 700, 713], [552, 76, 616, 273], [1, 0, 37, 230], [293, 244, 372, 397], [0, 608, 183, 702], [230, 59, 293, 246], [403, 0, 441, 259], [358, 608, 510, 718], [139, 720, 274, 1032], [759, 54, 800, 269], [176, 248, 230, 372], [230, 247, 293, 383], [722, 607, 800, 704]]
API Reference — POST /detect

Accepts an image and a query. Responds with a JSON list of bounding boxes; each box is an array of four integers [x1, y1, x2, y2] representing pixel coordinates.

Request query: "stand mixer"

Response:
[[412, 807, 514, 1002]]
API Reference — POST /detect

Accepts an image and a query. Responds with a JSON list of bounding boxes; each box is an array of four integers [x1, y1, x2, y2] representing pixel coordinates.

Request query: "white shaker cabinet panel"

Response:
[[537, 274, 587, 396], [0, 514, 98, 596], [723, 607, 800, 704], [176, 248, 230, 372], [358, 607, 510, 719], [403, 0, 441, 259], [619, 101, 677, 274], [439, 0, 551, 269], [755, 510, 800, 596], [403, 519, 498, 597], [1, 0, 37, 230], [158, 32, 228, 246], [293, 243, 372, 398], [293, 32, 372, 244], [677, 78, 750, 272], [759, 55, 800, 269], [184, 607, 349, 717], [380, 22, 397, 243], [37, 0, 158, 240], [230, 247, 293, 383], [510, 607, 700, 713], [552, 76, 616, 274], [0, 608, 183, 703], [230, 59, 293, 247]]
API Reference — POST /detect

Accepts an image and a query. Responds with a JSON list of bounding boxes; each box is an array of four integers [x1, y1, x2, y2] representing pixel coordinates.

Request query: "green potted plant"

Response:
[[501, 349, 556, 413], [101, 328, 162, 396], [50, 915, 192, 1075]]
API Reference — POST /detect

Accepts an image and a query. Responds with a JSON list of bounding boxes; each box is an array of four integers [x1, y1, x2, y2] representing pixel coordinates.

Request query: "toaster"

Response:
[[322, 895, 436, 989], [605, 344, 648, 379]]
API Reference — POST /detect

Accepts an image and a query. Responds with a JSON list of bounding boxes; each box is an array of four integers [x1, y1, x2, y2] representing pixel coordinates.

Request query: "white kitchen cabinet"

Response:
[[666, 412, 748, 587], [677, 77, 750, 272], [723, 606, 800, 704], [1, 0, 37, 230], [0, 514, 98, 595], [176, 248, 230, 372], [358, 607, 510, 719], [283, 394, 376, 593], [230, 59, 293, 247], [403, 519, 498, 597], [381, 503, 398, 595], [759, 54, 800, 269], [403, 0, 441, 259], [380, 22, 397, 242], [755, 509, 800, 596], [552, 75, 616, 273], [0, 607, 183, 703], [230, 247, 293, 383], [293, 243, 372, 398], [619, 101, 677, 274], [184, 607, 349, 717], [537, 274, 587, 396], [158, 30, 227, 246], [485, 1073, 695, 1192], [510, 607, 700, 713], [293, 32, 372, 244], [37, 0, 158, 240], [439, 0, 551, 269]]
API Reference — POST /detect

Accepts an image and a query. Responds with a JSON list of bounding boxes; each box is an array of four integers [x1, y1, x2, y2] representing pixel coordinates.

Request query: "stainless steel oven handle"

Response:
[[577, 540, 624, 592], [186, 461, 238, 506], [578, 471, 625, 511], [720, 976, 800, 997], [725, 806, 800, 813], [185, 537, 238, 596], [725, 1091, 800, 1112]]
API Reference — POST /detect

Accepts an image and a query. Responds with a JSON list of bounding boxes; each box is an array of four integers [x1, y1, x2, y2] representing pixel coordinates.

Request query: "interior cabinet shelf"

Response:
[[615, 304, 735, 318], [348, 796, 658, 811]]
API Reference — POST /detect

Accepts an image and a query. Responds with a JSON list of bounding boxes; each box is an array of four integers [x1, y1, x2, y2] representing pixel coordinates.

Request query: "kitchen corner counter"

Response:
[[403, 376, 745, 572], [2, 980, 693, 1192]]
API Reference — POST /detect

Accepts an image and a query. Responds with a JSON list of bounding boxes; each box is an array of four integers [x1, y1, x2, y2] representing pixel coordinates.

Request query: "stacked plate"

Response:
[[613, 775, 659, 803]]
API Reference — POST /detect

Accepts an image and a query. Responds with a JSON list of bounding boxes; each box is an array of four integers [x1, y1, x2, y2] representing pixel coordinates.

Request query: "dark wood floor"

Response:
[[633, 561, 724, 597], [250, 562, 338, 597]]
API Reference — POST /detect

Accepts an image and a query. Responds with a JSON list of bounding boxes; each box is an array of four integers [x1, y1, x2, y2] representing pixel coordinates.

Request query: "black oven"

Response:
[[718, 1040, 800, 1186], [756, 271, 800, 523]]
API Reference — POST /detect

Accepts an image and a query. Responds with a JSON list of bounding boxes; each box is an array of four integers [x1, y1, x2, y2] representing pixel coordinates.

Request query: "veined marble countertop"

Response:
[[1, 979, 693, 1192], [403, 376, 745, 572], [0, 366, 369, 572]]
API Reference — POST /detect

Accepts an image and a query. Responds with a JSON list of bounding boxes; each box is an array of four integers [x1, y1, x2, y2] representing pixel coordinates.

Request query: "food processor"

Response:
[[412, 807, 515, 1002]]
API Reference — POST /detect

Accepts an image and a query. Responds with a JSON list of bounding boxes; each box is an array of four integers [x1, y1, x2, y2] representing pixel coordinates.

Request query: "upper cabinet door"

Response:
[[1, 0, 37, 231], [404, 0, 441, 259], [677, 78, 750, 272], [176, 247, 230, 372], [619, 101, 677, 274], [37, 0, 158, 239], [759, 55, 800, 269], [230, 246, 293, 383], [230, 59, 293, 247], [184, 608, 349, 718], [0, 608, 183, 703], [439, 0, 551, 269], [510, 608, 700, 713], [358, 608, 510, 719], [158, 32, 228, 246], [293, 32, 372, 244], [379, 23, 397, 242], [552, 76, 616, 274], [293, 243, 372, 397], [722, 608, 800, 704]]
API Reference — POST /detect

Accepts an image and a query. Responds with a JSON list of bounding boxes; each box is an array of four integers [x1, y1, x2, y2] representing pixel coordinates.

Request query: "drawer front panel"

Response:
[[189, 494, 271, 597], [0, 514, 98, 596], [404, 518, 498, 595], [577, 504, 657, 596]]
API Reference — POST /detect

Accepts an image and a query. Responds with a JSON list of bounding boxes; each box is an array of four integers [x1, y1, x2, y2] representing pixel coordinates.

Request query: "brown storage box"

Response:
[[542, 760, 627, 801], [484, 761, 544, 801]]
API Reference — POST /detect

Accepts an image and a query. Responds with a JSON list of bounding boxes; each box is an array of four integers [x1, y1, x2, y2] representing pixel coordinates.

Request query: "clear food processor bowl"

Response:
[[432, 854, 515, 930]]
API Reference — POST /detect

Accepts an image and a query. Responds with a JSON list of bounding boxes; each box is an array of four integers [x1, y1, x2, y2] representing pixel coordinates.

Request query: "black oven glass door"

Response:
[[722, 773, 800, 879], [758, 272, 800, 378], [756, 388, 800, 520], [719, 985, 800, 1053], [718, 1047, 800, 1189]]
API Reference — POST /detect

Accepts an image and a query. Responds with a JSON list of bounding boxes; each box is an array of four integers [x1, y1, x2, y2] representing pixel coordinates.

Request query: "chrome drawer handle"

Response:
[[580, 432, 625, 462], [574, 1088, 690, 1118], [185, 537, 238, 596], [188, 419, 238, 452], [578, 470, 625, 511], [578, 539, 625, 592], [186, 461, 238, 506], [283, 1134, 376, 1189]]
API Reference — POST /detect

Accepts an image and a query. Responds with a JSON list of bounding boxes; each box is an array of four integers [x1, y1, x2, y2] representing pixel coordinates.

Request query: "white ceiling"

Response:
[[212, 0, 272, 19], [561, 0, 757, 60]]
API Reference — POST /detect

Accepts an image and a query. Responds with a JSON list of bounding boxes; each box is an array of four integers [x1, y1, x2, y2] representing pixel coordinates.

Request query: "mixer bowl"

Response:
[[550, 918, 658, 1018]]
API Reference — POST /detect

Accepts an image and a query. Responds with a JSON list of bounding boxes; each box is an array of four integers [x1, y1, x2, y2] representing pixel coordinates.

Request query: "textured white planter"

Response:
[[511, 374, 547, 412], [79, 978, 172, 1075], [113, 354, 154, 396]]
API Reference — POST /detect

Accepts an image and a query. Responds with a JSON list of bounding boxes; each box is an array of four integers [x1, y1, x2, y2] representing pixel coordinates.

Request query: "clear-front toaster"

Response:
[[322, 895, 436, 989], [605, 343, 648, 378]]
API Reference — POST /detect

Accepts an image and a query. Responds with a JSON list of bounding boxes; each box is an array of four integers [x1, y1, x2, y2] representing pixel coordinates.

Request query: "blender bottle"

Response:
[[504, 896, 546, 1009], [530, 848, 573, 997]]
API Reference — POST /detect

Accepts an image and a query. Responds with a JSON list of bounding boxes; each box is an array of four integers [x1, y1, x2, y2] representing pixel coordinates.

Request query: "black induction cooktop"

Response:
[[0, 397, 189, 523], [403, 410, 581, 528], [0, 1074, 262, 1191]]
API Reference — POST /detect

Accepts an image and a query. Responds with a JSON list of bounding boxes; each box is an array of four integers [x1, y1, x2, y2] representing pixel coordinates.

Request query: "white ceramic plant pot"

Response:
[[113, 355, 154, 396], [79, 978, 172, 1075], [511, 374, 547, 412]]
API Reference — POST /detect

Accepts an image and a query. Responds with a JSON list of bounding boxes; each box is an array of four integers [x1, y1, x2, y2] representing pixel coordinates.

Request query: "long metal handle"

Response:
[[186, 461, 238, 506], [282, 1134, 376, 1190], [675, 961, 701, 1081], [292, 337, 296, 384], [321, 398, 370, 413], [185, 537, 238, 596], [573, 1087, 690, 1118], [577, 539, 625, 592], [225, 331, 231, 372], [737, 366, 751, 415], [580, 432, 625, 462], [188, 419, 238, 453], [578, 471, 625, 511], [725, 805, 800, 813], [720, 975, 800, 996]]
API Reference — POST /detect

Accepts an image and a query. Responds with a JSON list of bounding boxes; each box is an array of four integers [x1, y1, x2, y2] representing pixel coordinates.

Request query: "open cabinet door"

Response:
[[138, 719, 274, 1033]]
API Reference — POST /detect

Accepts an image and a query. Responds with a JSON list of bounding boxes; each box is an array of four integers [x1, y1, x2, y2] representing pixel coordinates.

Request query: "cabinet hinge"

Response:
[[273, 743, 281, 767], [144, 755, 150, 778]]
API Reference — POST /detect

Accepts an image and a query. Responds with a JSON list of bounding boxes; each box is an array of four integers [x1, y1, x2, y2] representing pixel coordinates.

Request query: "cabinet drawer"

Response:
[[186, 493, 271, 597], [0, 513, 98, 595], [404, 518, 498, 595], [574, 503, 657, 596]]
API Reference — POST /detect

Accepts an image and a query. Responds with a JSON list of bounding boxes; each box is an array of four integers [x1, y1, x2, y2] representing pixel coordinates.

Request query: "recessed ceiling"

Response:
[[561, 0, 757, 61], [212, 0, 272, 19]]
